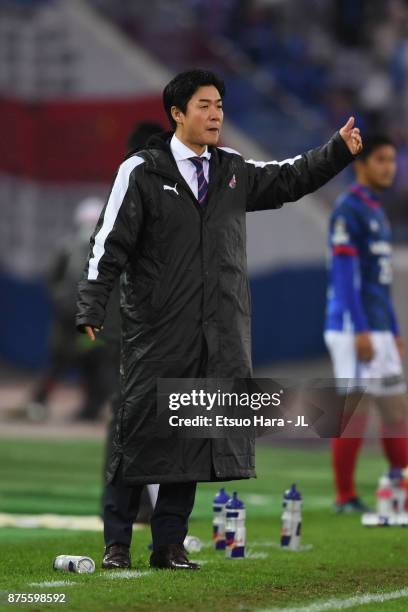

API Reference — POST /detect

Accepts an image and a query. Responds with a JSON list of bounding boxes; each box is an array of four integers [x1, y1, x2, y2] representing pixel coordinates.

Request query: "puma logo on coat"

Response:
[[163, 183, 179, 196]]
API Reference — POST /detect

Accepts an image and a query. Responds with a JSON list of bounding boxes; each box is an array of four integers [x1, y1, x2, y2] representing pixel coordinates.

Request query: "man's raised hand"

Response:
[[339, 116, 363, 156]]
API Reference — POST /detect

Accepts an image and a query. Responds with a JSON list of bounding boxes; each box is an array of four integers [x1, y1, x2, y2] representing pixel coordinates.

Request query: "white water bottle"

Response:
[[212, 488, 230, 550], [280, 484, 302, 551], [376, 475, 393, 517], [225, 492, 246, 558]]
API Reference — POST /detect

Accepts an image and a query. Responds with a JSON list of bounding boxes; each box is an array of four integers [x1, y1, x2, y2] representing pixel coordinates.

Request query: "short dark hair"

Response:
[[126, 121, 164, 153], [163, 69, 225, 130], [358, 134, 395, 161]]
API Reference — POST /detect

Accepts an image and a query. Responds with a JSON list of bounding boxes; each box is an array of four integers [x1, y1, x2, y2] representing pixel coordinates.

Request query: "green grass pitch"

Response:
[[0, 438, 408, 611]]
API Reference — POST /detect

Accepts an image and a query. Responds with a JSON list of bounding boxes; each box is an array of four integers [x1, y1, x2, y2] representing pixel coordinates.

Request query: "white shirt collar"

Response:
[[170, 134, 211, 162]]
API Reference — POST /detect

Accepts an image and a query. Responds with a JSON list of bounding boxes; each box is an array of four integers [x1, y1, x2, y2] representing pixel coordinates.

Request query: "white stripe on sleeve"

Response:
[[88, 155, 145, 281], [218, 145, 302, 168], [245, 155, 302, 168]]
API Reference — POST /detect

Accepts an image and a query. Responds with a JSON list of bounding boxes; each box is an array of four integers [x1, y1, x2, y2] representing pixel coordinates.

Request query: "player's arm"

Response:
[[76, 156, 145, 340], [245, 117, 362, 212], [329, 209, 374, 362]]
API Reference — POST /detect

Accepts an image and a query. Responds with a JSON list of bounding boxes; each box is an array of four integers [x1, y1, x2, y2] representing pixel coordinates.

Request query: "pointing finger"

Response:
[[343, 116, 355, 132]]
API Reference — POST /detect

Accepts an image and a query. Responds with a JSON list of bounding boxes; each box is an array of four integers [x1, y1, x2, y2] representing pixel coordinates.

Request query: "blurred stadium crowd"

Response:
[[88, 0, 408, 238]]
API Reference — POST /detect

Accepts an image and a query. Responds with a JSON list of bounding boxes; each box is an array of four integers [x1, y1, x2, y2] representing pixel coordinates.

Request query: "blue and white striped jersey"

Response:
[[325, 183, 399, 333]]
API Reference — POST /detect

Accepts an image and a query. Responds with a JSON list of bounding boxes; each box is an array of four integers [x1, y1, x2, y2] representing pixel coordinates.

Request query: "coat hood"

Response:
[[124, 131, 173, 161]]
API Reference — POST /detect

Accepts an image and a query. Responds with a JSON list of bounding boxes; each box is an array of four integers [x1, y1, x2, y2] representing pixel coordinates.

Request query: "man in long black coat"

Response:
[[76, 69, 362, 570]]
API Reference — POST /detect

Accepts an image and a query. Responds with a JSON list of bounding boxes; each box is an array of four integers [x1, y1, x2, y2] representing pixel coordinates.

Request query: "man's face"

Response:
[[172, 85, 223, 147], [358, 145, 397, 190]]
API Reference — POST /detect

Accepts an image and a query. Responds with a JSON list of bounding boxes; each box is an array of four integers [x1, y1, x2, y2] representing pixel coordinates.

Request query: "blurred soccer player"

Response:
[[25, 197, 117, 422], [325, 135, 408, 512]]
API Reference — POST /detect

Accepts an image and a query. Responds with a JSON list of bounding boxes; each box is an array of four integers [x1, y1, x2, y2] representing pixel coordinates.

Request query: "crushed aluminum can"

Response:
[[53, 555, 95, 574], [183, 536, 203, 553]]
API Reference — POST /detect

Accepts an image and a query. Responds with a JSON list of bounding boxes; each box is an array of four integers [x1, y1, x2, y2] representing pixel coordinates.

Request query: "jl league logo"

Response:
[[229, 174, 237, 189]]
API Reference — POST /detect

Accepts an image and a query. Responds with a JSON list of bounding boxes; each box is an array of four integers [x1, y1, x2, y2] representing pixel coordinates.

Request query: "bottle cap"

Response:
[[379, 475, 391, 487], [213, 488, 230, 504], [389, 468, 403, 481], [284, 484, 302, 501], [226, 491, 245, 509]]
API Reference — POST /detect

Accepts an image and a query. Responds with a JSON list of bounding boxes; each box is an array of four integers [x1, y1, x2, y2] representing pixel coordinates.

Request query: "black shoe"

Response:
[[102, 544, 131, 569], [149, 544, 200, 570], [334, 496, 372, 514]]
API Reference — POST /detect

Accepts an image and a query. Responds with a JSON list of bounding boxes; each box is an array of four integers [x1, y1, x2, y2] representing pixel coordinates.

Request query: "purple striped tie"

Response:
[[189, 156, 208, 206]]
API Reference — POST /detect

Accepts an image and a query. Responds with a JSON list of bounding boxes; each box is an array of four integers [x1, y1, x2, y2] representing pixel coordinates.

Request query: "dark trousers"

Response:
[[103, 466, 197, 550]]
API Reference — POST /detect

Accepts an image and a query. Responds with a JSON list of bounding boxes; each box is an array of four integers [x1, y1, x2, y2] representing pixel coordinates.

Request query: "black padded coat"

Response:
[[76, 131, 353, 484]]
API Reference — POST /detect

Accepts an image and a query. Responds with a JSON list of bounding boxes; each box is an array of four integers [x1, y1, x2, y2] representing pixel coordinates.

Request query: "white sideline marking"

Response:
[[104, 570, 151, 580], [247, 494, 270, 506], [258, 587, 408, 611], [246, 551, 269, 560], [29, 581, 76, 587], [0, 512, 145, 532]]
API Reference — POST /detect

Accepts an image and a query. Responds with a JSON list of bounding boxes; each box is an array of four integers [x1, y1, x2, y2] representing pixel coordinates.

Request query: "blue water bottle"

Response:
[[280, 484, 302, 550], [212, 488, 230, 550], [389, 468, 405, 513], [225, 492, 246, 558]]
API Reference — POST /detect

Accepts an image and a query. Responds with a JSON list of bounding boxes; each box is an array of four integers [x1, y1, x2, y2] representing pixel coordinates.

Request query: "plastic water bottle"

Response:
[[213, 488, 230, 550], [376, 475, 393, 517], [389, 468, 406, 513], [225, 492, 246, 558], [280, 484, 302, 551]]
